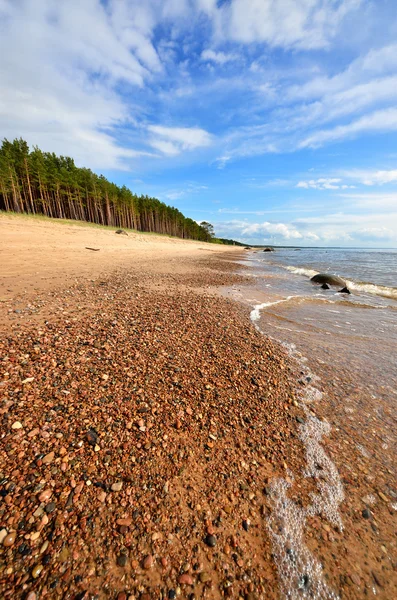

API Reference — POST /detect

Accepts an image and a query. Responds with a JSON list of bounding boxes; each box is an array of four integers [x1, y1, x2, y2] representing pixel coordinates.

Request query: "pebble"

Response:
[[2, 531, 16, 547], [111, 482, 123, 492], [26, 593, 37, 600], [38, 489, 52, 502], [199, 572, 211, 583], [204, 534, 216, 547], [143, 555, 154, 569], [11, 421, 23, 430], [378, 491, 388, 502], [0, 529, 8, 544], [32, 564, 44, 579], [362, 508, 371, 519], [45, 502, 56, 514], [168, 591, 176, 599], [117, 553, 128, 567], [42, 451, 55, 465], [178, 574, 193, 585]]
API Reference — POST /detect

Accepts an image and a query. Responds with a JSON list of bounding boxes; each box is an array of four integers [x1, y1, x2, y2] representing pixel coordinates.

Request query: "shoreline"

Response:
[[1, 216, 395, 599]]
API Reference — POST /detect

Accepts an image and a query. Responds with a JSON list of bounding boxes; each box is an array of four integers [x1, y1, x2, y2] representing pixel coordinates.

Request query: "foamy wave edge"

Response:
[[251, 303, 344, 600], [281, 265, 397, 301]]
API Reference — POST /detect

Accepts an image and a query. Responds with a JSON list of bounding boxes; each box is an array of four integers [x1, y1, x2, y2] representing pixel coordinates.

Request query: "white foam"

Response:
[[284, 266, 319, 278], [250, 296, 299, 321], [250, 303, 344, 599]]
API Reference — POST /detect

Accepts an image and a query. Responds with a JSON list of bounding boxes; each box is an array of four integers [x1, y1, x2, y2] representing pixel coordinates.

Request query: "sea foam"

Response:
[[251, 302, 344, 599]]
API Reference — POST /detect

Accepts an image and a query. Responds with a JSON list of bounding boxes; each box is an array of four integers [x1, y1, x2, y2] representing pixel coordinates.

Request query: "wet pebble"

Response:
[[178, 574, 193, 585], [32, 564, 44, 579], [362, 508, 371, 519], [45, 502, 56, 514], [2, 531, 16, 547], [204, 534, 216, 547], [111, 482, 123, 492]]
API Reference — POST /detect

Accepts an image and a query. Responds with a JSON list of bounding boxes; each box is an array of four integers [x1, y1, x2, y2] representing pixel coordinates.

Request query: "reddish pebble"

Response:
[[143, 555, 154, 569], [42, 451, 55, 465], [26, 593, 36, 600], [118, 594, 127, 600], [179, 574, 194, 585], [3, 531, 16, 547], [116, 518, 132, 526], [38, 489, 52, 502]]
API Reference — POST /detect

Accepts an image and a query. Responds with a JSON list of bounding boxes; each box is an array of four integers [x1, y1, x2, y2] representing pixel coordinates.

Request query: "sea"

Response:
[[227, 247, 397, 599]]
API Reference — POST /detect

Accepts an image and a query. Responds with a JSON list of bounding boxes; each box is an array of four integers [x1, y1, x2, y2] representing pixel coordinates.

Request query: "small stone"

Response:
[[117, 553, 128, 567], [98, 491, 107, 503], [117, 518, 132, 527], [3, 531, 16, 547], [143, 555, 154, 569], [101, 374, 109, 381], [0, 529, 8, 544], [168, 591, 177, 600], [32, 564, 44, 579], [204, 534, 216, 548], [242, 519, 249, 531], [38, 489, 52, 502], [45, 502, 56, 514], [31, 531, 41, 541], [22, 377, 35, 384], [350, 573, 361, 586], [296, 416, 305, 424], [200, 572, 211, 583], [178, 574, 193, 585], [42, 452, 55, 465], [26, 593, 37, 600], [86, 428, 99, 447], [378, 491, 388, 502], [362, 508, 371, 519], [111, 482, 123, 492], [11, 421, 23, 430]]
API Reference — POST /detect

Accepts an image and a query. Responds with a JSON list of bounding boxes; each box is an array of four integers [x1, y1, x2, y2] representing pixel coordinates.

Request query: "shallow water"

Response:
[[228, 247, 397, 599]]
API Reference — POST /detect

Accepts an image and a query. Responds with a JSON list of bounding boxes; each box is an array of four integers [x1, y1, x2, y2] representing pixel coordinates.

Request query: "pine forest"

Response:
[[0, 138, 213, 242]]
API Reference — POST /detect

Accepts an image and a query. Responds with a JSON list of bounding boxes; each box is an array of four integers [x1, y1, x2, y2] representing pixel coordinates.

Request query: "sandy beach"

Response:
[[0, 215, 396, 600]]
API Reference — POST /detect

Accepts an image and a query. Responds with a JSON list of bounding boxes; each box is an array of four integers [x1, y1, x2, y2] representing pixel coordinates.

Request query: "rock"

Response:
[[3, 531, 16, 547], [178, 574, 193, 585], [242, 519, 249, 531], [311, 274, 345, 287], [117, 518, 132, 527], [42, 452, 55, 465], [0, 529, 8, 544], [32, 564, 44, 579], [86, 428, 99, 447], [321, 283, 330, 290], [143, 555, 154, 569], [45, 502, 56, 514], [111, 482, 123, 492], [115, 229, 128, 236], [200, 572, 211, 583], [262, 247, 274, 252], [338, 287, 351, 294], [362, 508, 371, 519], [168, 591, 177, 599], [378, 491, 388, 502], [296, 416, 305, 424], [117, 553, 128, 567], [26, 593, 37, 600], [204, 534, 216, 548], [11, 421, 23, 430], [38, 489, 52, 502]]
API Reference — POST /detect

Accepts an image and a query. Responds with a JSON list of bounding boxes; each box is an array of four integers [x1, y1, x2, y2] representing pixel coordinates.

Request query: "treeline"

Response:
[[0, 138, 212, 241]]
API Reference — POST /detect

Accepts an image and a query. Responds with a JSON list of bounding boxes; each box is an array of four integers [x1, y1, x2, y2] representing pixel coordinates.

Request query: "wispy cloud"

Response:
[[147, 125, 213, 156]]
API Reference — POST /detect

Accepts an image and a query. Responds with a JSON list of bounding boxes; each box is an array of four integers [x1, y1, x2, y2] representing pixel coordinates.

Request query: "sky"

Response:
[[1, 0, 397, 247]]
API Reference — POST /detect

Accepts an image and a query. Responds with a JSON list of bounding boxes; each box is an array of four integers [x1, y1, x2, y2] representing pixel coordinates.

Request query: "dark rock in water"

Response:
[[311, 273, 345, 286], [321, 283, 330, 290], [263, 247, 274, 252], [244, 247, 251, 250], [339, 287, 351, 294], [115, 229, 128, 236]]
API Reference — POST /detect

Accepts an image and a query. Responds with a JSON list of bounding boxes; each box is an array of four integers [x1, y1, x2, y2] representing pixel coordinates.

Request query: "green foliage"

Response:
[[0, 138, 212, 242]]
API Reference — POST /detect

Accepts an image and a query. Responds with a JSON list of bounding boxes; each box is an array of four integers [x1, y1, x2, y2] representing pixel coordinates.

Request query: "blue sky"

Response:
[[1, 0, 397, 246]]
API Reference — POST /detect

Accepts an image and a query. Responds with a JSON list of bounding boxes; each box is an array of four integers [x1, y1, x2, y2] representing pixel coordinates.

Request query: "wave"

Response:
[[280, 265, 397, 301]]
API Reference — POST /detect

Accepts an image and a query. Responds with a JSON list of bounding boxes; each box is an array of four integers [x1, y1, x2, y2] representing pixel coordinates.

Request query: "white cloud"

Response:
[[218, 0, 362, 50], [341, 169, 397, 186], [299, 107, 397, 149], [147, 125, 213, 155], [201, 49, 238, 65], [297, 178, 342, 190]]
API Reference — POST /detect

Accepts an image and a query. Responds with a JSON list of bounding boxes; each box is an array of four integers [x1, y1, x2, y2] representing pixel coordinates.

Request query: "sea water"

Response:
[[230, 247, 397, 599]]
